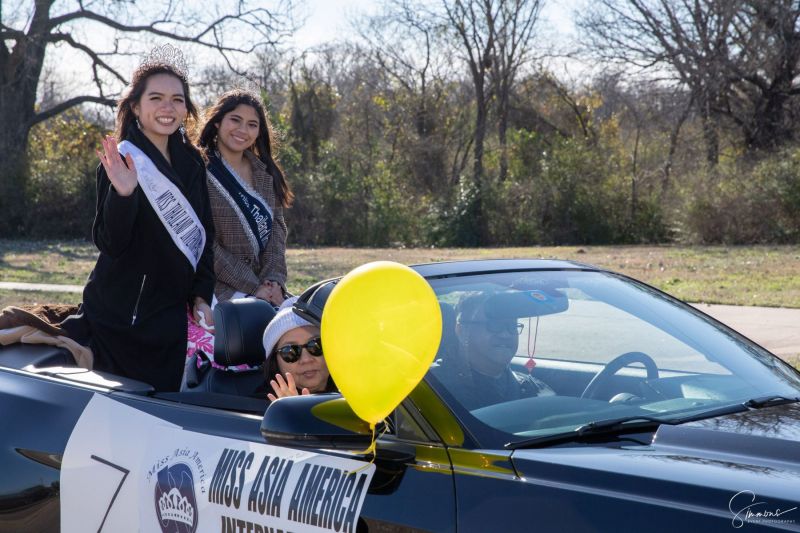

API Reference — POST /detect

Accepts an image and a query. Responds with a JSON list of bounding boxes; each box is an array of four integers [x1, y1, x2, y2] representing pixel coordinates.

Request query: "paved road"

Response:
[[1, 281, 798, 360], [692, 303, 800, 361]]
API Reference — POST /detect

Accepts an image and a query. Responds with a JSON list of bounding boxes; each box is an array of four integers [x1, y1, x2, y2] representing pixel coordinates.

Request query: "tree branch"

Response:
[[30, 95, 116, 128], [48, 7, 284, 52], [47, 32, 126, 84]]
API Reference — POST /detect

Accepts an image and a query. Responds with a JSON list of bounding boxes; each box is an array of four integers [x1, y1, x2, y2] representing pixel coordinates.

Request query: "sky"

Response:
[[291, 0, 375, 47], [290, 0, 580, 50], [286, 0, 586, 81], [28, 0, 585, 111]]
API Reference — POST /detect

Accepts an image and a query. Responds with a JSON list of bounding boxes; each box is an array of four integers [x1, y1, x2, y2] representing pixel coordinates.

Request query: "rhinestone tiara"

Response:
[[138, 43, 189, 81], [227, 76, 264, 96]]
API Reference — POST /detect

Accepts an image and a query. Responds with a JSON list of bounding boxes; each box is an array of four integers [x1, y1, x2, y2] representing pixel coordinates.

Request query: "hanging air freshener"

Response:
[[525, 316, 539, 372]]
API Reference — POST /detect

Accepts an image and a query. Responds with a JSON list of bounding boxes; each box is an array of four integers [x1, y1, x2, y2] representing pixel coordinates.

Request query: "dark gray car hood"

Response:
[[511, 403, 800, 527], [652, 402, 800, 467]]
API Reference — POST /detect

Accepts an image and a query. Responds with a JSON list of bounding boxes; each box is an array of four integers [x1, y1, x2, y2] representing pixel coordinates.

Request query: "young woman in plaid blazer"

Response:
[[198, 90, 294, 306]]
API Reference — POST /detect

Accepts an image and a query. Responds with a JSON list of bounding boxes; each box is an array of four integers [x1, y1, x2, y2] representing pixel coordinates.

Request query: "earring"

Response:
[[136, 117, 142, 130], [179, 123, 187, 143]]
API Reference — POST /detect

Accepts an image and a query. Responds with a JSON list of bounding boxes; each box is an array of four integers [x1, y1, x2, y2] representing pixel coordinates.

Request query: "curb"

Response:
[[0, 281, 84, 293]]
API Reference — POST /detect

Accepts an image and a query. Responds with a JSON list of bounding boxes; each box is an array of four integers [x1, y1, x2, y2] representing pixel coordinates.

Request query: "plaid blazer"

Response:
[[207, 150, 288, 301]]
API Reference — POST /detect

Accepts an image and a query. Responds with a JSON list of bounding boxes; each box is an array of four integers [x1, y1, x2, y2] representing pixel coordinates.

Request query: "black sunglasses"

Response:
[[274, 337, 323, 363]]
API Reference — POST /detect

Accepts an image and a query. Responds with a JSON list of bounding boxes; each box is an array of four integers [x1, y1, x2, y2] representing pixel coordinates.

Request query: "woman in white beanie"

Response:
[[262, 297, 336, 401]]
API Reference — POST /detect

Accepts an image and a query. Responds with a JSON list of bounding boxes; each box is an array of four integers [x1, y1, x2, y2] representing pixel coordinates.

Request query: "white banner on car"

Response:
[[60, 394, 180, 532], [61, 394, 375, 533]]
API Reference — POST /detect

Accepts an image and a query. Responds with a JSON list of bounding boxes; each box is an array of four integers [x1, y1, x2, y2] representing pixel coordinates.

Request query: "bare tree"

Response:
[[580, 0, 800, 162], [0, 0, 295, 231], [591, 72, 694, 202], [357, 0, 454, 194], [725, 0, 800, 151], [442, 0, 499, 244], [287, 52, 338, 170], [490, 0, 543, 181], [579, 0, 738, 167]]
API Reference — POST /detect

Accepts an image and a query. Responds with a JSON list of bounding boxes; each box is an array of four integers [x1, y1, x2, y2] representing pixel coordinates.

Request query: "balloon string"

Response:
[[346, 420, 388, 474]]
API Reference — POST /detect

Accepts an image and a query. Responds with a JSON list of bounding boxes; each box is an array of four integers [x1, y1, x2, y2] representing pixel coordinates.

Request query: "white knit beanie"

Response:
[[262, 296, 314, 361]]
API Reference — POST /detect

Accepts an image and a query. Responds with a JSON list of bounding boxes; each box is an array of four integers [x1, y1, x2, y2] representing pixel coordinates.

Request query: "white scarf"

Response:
[[118, 141, 206, 271]]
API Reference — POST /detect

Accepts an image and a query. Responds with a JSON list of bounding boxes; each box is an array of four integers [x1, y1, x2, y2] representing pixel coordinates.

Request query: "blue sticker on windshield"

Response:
[[528, 290, 548, 302]]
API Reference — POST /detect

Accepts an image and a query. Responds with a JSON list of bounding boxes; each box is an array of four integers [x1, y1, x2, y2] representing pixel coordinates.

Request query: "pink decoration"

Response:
[[186, 308, 214, 358]]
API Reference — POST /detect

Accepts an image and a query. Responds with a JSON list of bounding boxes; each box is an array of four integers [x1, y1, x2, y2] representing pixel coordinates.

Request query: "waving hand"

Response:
[[97, 136, 138, 197]]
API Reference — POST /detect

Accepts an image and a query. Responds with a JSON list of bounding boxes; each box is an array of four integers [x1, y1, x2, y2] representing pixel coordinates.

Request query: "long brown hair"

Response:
[[199, 89, 294, 208], [115, 63, 199, 147]]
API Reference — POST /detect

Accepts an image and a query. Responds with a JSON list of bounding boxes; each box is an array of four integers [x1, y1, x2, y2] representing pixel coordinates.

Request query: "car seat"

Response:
[[428, 301, 467, 394], [424, 302, 458, 368], [435, 301, 458, 363], [180, 298, 276, 396]]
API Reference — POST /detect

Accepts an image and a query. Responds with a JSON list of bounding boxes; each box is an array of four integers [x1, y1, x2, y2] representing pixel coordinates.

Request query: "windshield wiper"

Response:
[[505, 415, 669, 450], [505, 402, 753, 450], [744, 395, 800, 409]]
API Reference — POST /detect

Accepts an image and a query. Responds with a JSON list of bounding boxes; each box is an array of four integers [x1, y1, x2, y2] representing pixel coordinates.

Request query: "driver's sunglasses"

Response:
[[274, 337, 324, 363], [462, 320, 524, 336]]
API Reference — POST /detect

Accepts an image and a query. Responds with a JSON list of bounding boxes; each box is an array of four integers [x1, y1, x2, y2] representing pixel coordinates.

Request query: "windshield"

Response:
[[424, 269, 800, 448]]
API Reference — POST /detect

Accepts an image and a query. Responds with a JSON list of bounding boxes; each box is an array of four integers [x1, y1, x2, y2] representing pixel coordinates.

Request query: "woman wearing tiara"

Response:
[[79, 45, 216, 391], [198, 89, 292, 306]]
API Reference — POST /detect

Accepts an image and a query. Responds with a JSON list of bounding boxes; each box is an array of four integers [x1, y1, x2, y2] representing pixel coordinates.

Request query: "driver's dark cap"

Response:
[[292, 278, 339, 326]]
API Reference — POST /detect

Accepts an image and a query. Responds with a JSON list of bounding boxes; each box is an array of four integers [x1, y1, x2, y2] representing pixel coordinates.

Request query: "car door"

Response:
[[87, 390, 459, 532], [0, 367, 95, 533], [359, 399, 457, 532], [257, 381, 459, 532], [2, 362, 458, 533], [0, 365, 272, 533]]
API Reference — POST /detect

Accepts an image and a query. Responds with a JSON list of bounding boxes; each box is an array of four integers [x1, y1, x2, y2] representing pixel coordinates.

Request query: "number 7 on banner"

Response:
[[89, 455, 130, 533]]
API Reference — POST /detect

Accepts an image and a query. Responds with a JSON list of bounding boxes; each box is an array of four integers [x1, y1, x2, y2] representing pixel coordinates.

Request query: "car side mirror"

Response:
[[261, 393, 374, 451]]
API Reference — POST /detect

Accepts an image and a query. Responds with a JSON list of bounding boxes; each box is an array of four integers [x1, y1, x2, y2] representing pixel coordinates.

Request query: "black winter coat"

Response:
[[80, 125, 215, 391]]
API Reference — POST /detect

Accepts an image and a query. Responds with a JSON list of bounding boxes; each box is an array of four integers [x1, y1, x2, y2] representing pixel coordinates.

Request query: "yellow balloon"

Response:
[[321, 261, 442, 426]]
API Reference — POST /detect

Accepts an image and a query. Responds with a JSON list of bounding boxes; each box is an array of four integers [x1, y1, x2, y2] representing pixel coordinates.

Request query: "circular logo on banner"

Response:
[[149, 448, 208, 533], [155, 463, 198, 532]]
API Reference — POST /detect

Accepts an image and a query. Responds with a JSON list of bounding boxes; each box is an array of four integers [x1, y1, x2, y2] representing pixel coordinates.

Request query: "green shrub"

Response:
[[680, 149, 800, 243], [26, 110, 104, 238]]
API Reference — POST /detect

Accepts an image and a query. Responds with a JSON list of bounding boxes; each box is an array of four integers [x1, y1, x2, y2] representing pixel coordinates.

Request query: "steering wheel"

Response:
[[580, 351, 659, 400]]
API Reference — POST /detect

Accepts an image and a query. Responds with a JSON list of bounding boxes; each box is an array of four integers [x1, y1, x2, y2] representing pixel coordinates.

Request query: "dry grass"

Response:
[[0, 290, 81, 310], [2, 240, 800, 307], [286, 245, 800, 308], [0, 240, 96, 285]]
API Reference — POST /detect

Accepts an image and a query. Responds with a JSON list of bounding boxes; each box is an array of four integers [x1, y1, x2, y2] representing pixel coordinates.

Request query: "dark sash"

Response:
[[207, 154, 272, 256]]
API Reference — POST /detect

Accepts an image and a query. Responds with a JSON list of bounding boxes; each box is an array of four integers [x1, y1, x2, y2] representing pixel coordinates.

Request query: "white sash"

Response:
[[118, 141, 206, 271]]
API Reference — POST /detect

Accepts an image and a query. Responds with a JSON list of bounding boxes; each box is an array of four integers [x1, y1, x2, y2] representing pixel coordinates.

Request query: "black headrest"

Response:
[[440, 301, 456, 333], [213, 298, 276, 367], [293, 278, 339, 326]]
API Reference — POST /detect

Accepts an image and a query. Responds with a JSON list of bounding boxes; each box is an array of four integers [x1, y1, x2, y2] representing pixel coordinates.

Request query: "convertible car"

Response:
[[2, 259, 800, 532]]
